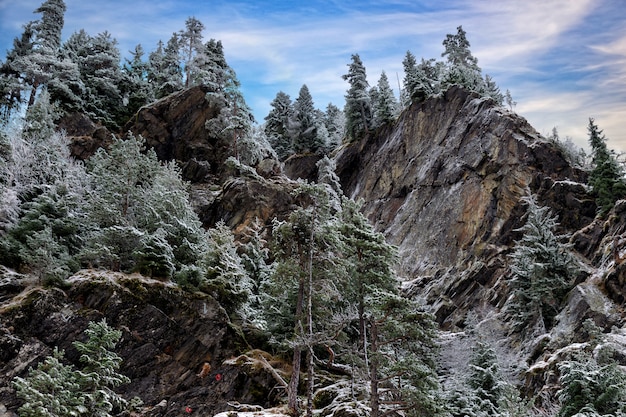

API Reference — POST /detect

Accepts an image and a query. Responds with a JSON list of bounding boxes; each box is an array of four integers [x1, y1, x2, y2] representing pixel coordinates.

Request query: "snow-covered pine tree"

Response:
[[373, 71, 397, 127], [178, 17, 205, 88], [13, 347, 87, 416], [120, 44, 152, 120], [265, 182, 347, 417], [402, 51, 420, 105], [587, 118, 626, 215], [63, 30, 125, 129], [505, 195, 579, 332], [557, 349, 626, 417], [292, 84, 318, 154], [81, 134, 206, 277], [342, 54, 372, 141], [323, 103, 345, 151], [202, 221, 254, 320], [467, 341, 503, 416], [338, 197, 442, 417], [147, 35, 184, 99], [0, 24, 35, 122], [72, 319, 132, 415], [13, 319, 133, 417], [265, 91, 294, 160]]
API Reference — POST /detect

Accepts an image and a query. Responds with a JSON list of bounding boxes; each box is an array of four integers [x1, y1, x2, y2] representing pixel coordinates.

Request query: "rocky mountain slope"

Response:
[[335, 86, 597, 327], [1, 85, 625, 415]]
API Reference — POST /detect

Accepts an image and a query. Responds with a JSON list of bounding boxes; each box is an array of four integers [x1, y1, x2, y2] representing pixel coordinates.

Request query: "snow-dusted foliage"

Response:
[[13, 319, 134, 417], [557, 348, 626, 416], [587, 118, 626, 215], [265, 91, 294, 160], [401, 26, 504, 107], [343, 54, 373, 141], [203, 221, 255, 320], [82, 134, 207, 277], [505, 195, 579, 332]]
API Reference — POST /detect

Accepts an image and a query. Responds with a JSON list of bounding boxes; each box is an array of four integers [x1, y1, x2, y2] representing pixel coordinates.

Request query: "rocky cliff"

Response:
[[0, 270, 282, 416], [335, 86, 597, 328], [2, 85, 626, 415]]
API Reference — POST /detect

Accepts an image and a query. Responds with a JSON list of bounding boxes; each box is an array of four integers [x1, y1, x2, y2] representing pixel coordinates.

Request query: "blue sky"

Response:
[[1, 0, 625, 152]]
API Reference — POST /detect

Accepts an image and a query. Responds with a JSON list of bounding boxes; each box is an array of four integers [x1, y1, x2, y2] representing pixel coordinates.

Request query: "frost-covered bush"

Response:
[[13, 319, 135, 417]]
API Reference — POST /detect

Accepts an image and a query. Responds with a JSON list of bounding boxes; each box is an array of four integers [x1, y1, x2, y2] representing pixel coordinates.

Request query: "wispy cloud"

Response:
[[0, 0, 624, 151]]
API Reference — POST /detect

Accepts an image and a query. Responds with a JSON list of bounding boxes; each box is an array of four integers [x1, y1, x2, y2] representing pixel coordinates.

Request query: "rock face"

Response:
[[335, 86, 595, 327], [58, 112, 113, 160], [124, 85, 231, 183], [0, 271, 281, 416]]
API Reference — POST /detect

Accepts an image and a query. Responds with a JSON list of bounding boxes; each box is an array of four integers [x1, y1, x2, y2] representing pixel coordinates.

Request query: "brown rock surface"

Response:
[[58, 112, 113, 160], [335, 86, 594, 327], [0, 271, 281, 416], [124, 85, 229, 183]]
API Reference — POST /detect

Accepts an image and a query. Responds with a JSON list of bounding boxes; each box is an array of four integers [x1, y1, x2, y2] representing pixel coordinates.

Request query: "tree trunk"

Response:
[[306, 223, 315, 417], [369, 318, 380, 417], [288, 272, 305, 416]]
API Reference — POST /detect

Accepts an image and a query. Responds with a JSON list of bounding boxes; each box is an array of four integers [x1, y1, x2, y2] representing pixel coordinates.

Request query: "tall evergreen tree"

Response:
[[265, 183, 347, 417], [587, 118, 626, 215], [338, 197, 442, 417], [178, 17, 205, 87], [81, 134, 206, 276], [373, 71, 397, 127], [13, 319, 133, 417], [202, 221, 254, 320], [342, 54, 372, 141], [120, 44, 152, 120], [0, 23, 35, 122], [292, 84, 318, 153], [442, 25, 479, 69], [323, 103, 345, 151], [11, 0, 67, 108], [505, 195, 578, 331], [265, 91, 294, 160], [63, 30, 125, 128]]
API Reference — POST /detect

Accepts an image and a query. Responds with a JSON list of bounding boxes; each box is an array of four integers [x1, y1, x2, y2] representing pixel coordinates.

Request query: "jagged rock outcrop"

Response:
[[58, 112, 113, 160], [195, 172, 298, 233], [124, 85, 227, 183], [0, 271, 281, 416], [335, 86, 595, 327]]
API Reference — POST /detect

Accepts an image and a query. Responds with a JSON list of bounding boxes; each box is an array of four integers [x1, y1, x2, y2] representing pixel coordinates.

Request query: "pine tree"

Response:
[[292, 84, 318, 154], [147, 35, 183, 99], [342, 54, 372, 141], [338, 197, 442, 417], [179, 17, 205, 87], [120, 44, 152, 120], [81, 134, 206, 276], [467, 341, 502, 416], [265, 91, 294, 160], [203, 221, 254, 319], [13, 319, 133, 417], [13, 348, 86, 416], [72, 319, 131, 415], [440, 26, 485, 95], [323, 103, 345, 151], [9, 0, 67, 109], [265, 183, 347, 417], [63, 30, 125, 129], [402, 51, 419, 105], [558, 350, 626, 417], [442, 25, 479, 69], [373, 71, 397, 127], [587, 118, 626, 215], [0, 24, 35, 122], [505, 195, 578, 331]]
